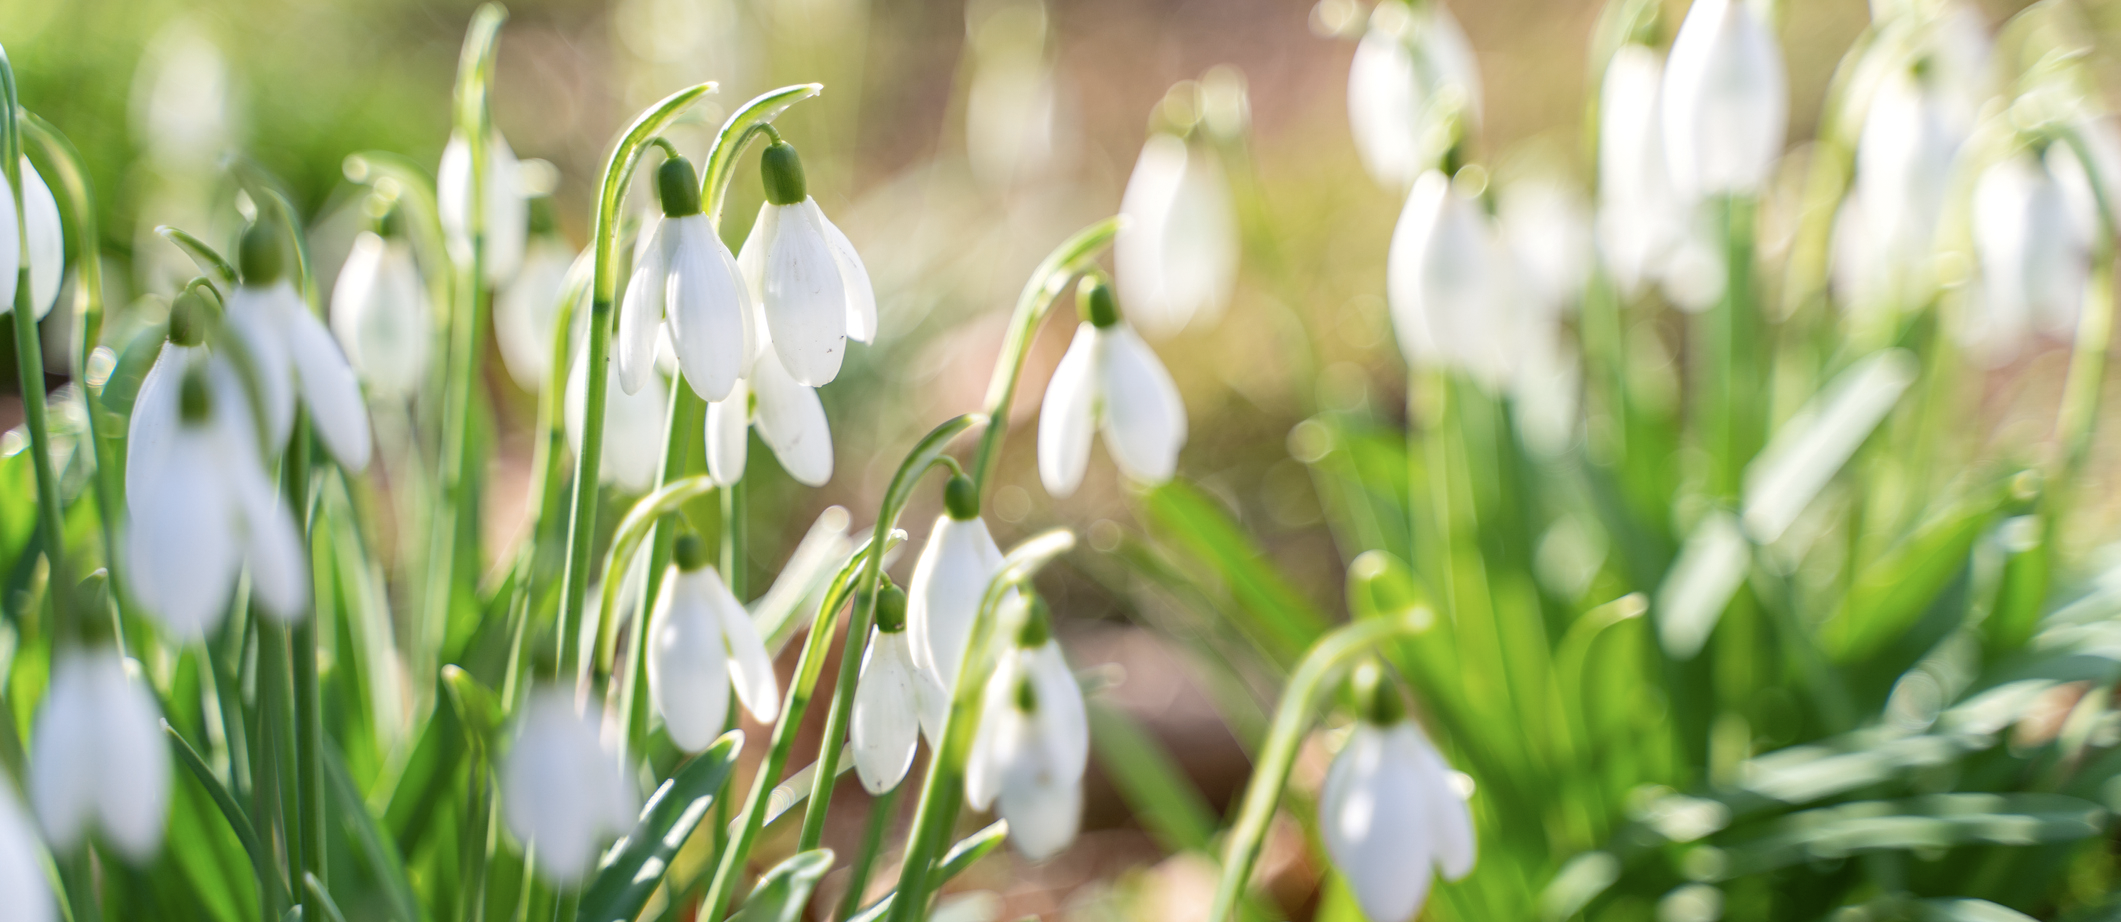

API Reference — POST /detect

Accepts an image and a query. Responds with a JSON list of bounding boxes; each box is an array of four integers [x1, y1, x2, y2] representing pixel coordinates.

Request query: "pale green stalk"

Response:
[[2050, 122, 2121, 481]]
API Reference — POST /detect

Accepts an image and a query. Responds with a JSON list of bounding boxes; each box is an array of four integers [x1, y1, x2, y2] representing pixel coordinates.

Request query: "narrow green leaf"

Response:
[[165, 721, 290, 913], [325, 744, 421, 922], [846, 822, 1008, 922], [1140, 480, 1330, 662], [1722, 793, 2108, 877], [303, 874, 351, 922], [154, 225, 237, 287], [576, 731, 743, 922], [1828, 483, 2007, 660], [1918, 899, 2041, 921], [1087, 702, 1217, 853], [726, 849, 835, 922]]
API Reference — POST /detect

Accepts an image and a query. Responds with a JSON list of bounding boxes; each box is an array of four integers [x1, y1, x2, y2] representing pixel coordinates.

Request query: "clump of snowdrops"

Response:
[[5, 0, 2121, 920]]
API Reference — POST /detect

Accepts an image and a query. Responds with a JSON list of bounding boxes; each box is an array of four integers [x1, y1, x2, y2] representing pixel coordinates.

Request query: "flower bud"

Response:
[[944, 473, 981, 520], [674, 532, 710, 571], [239, 220, 285, 286], [875, 582, 909, 633], [761, 142, 808, 206], [658, 156, 704, 218], [168, 287, 216, 348], [1351, 660, 1406, 725], [1077, 275, 1120, 328]]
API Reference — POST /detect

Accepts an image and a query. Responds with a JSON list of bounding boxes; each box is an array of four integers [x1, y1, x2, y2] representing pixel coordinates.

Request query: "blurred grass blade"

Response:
[[577, 731, 742, 922], [155, 225, 237, 287], [1722, 793, 2108, 876], [1742, 350, 1916, 543], [847, 822, 1009, 922], [304, 874, 350, 922], [726, 849, 834, 922], [1917, 900, 2040, 922], [324, 746, 420, 922], [1655, 510, 1750, 659], [165, 720, 291, 913], [1140, 480, 1330, 661], [1088, 702, 1218, 853], [1540, 852, 1621, 922], [1826, 483, 2009, 660], [750, 506, 856, 651]]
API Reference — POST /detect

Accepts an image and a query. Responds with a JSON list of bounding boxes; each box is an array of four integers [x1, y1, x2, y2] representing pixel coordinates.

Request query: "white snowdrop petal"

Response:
[[647, 574, 733, 752], [817, 212, 877, 343], [665, 217, 751, 403], [330, 233, 384, 377], [1094, 325, 1186, 485], [1597, 45, 1678, 297], [1321, 723, 1437, 922], [616, 223, 669, 396], [20, 160, 63, 321], [570, 350, 669, 494], [962, 661, 1024, 811], [907, 516, 1005, 701], [125, 346, 187, 503], [705, 380, 751, 486], [29, 653, 97, 852], [1025, 643, 1090, 783], [1662, 0, 1788, 197], [496, 243, 579, 389], [0, 786, 55, 922], [762, 200, 849, 386], [332, 236, 430, 400], [127, 430, 240, 637], [502, 690, 632, 886], [736, 203, 774, 303], [440, 132, 528, 283], [1405, 724, 1477, 881], [0, 162, 18, 314], [1000, 771, 1081, 861], [224, 283, 299, 448], [285, 304, 374, 472], [232, 437, 311, 622], [1036, 324, 1099, 497], [91, 655, 172, 861], [852, 631, 921, 794], [1115, 135, 1192, 337], [1347, 18, 1423, 190], [708, 569, 781, 725], [750, 349, 833, 487]]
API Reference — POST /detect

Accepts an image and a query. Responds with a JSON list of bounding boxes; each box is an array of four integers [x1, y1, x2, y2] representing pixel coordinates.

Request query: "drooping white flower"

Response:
[[500, 687, 640, 886], [0, 158, 65, 322], [907, 476, 1010, 745], [703, 328, 833, 488], [647, 535, 780, 752], [1037, 278, 1186, 497], [125, 300, 310, 635], [1965, 148, 2088, 361], [496, 233, 580, 390], [1498, 173, 1593, 318], [439, 129, 528, 283], [29, 648, 171, 862], [564, 343, 670, 494], [0, 782, 55, 922], [1319, 668, 1475, 922], [1597, 44, 1683, 297], [1387, 170, 1513, 385], [617, 157, 752, 403], [330, 228, 430, 400], [1661, 0, 1788, 199], [964, 603, 1087, 861], [1115, 132, 1238, 338], [736, 141, 874, 387], [1837, 59, 1964, 315], [1346, 0, 1483, 189], [851, 585, 921, 794], [223, 223, 372, 471]]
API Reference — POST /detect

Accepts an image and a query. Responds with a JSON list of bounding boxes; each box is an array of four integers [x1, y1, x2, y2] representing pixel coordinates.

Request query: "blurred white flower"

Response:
[[1838, 61, 1963, 314], [1661, 0, 1788, 198], [907, 477, 1010, 745], [852, 586, 920, 794], [331, 229, 430, 400], [132, 21, 237, 168], [704, 339, 833, 488], [1320, 671, 1475, 922], [30, 648, 171, 862], [647, 535, 779, 751], [126, 326, 309, 635], [225, 225, 373, 471], [1387, 170, 1512, 385], [1597, 43, 1684, 297], [964, 606, 1086, 861], [1498, 173, 1593, 318], [735, 142, 874, 387], [564, 345, 670, 494], [1115, 133, 1238, 338], [965, 0, 1066, 187], [0, 781, 55, 922], [618, 157, 752, 403], [1036, 280, 1186, 497], [1346, 0, 1482, 189], [0, 159, 65, 322], [1966, 148, 2088, 362], [439, 130, 529, 283], [496, 235, 580, 390], [501, 688, 640, 886]]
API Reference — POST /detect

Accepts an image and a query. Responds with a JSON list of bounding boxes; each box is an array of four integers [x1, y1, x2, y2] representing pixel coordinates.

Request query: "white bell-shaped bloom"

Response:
[[1387, 170, 1512, 385], [0, 780, 55, 922], [1320, 716, 1477, 922], [907, 483, 1010, 745], [29, 648, 171, 862], [1036, 282, 1187, 497], [126, 342, 309, 635], [1498, 173, 1593, 318], [1842, 62, 1962, 313], [500, 688, 640, 886], [0, 159, 64, 322], [736, 142, 875, 387], [647, 541, 780, 752], [851, 597, 922, 794], [1597, 44, 1684, 296], [1966, 149, 2088, 361], [965, 618, 1088, 861], [223, 225, 372, 471], [330, 230, 430, 400], [439, 130, 528, 282], [1661, 0, 1788, 198], [497, 237, 580, 390], [1346, 0, 1483, 189], [618, 157, 753, 402], [1115, 132, 1238, 338], [564, 345, 669, 494], [704, 337, 833, 488]]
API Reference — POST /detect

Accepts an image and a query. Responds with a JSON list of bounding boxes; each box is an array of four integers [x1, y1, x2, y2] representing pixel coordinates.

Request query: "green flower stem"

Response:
[[2050, 123, 2121, 482], [835, 784, 900, 921], [426, 2, 506, 679], [552, 81, 716, 684], [722, 476, 746, 597], [968, 218, 1122, 494], [591, 473, 720, 687], [797, 413, 985, 854], [1205, 612, 1433, 922], [0, 48, 72, 632], [884, 529, 1076, 922], [700, 85, 825, 222], [1703, 194, 1764, 500]]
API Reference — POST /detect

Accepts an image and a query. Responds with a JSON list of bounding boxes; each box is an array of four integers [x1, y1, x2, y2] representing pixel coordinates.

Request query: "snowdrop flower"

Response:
[[0, 781, 55, 922], [965, 599, 1087, 861], [1598, 43, 1684, 296], [0, 159, 63, 323], [1388, 170, 1513, 385], [851, 583, 921, 793], [647, 534, 780, 752], [1966, 147, 2088, 360], [1661, 0, 1788, 199], [1037, 276, 1186, 497], [330, 221, 430, 400], [30, 648, 171, 862], [1837, 59, 1963, 314], [496, 205, 577, 389], [736, 141, 875, 387], [703, 319, 833, 487], [1346, 0, 1482, 189], [564, 344, 669, 493], [1498, 173, 1593, 318], [125, 290, 309, 635], [1319, 663, 1475, 922], [439, 130, 528, 282], [500, 687, 640, 885], [1115, 132, 1238, 338], [908, 475, 1010, 744], [223, 222, 373, 471], [618, 155, 752, 402]]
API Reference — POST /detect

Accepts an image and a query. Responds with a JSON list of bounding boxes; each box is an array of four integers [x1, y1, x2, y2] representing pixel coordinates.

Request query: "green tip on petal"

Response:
[[1351, 660, 1405, 726], [178, 363, 213, 425], [1078, 274, 1120, 328], [674, 533, 711, 571], [657, 156, 703, 218], [943, 473, 980, 521], [529, 195, 558, 235], [875, 582, 909, 633], [1014, 673, 1039, 713], [239, 221, 286, 285], [1016, 595, 1052, 648], [760, 141, 808, 206]]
